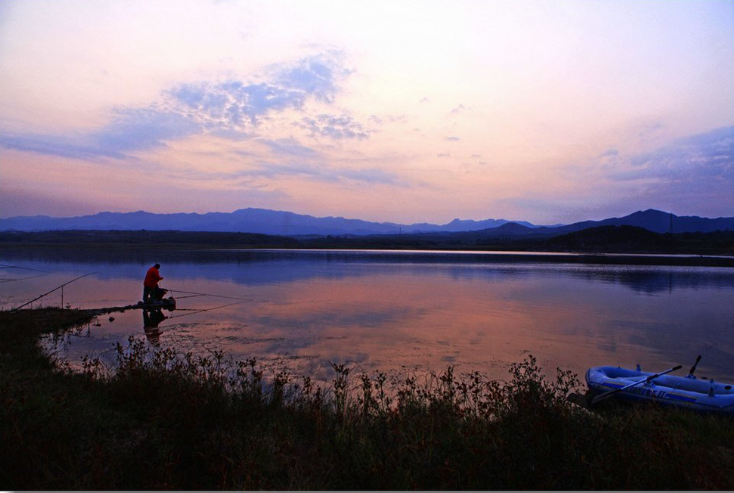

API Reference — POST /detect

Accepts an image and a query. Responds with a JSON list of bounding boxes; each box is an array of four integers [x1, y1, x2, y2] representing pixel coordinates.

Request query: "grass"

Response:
[[2, 307, 734, 490]]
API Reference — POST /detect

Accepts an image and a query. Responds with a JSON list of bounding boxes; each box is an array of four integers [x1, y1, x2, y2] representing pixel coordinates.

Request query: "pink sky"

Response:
[[1, 0, 732, 224]]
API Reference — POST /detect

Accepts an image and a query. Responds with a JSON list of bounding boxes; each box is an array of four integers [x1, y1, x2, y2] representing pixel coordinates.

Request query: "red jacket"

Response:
[[143, 266, 163, 287]]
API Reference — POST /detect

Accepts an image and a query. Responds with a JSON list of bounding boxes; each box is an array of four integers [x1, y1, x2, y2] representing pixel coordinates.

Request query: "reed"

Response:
[[2, 307, 733, 490]]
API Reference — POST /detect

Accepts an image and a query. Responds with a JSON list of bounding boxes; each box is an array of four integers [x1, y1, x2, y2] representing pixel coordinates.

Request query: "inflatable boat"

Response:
[[586, 365, 734, 414]]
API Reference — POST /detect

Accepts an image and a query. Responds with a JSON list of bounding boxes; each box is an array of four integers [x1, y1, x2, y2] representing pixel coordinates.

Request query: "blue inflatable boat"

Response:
[[586, 365, 734, 414]]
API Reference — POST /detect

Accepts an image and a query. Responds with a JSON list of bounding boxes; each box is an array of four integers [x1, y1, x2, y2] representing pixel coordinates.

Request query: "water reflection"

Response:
[[2, 248, 732, 382], [3, 248, 732, 294], [143, 309, 167, 346]]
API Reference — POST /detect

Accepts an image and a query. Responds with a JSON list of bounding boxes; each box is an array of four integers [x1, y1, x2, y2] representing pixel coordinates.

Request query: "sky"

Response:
[[0, 0, 732, 225]]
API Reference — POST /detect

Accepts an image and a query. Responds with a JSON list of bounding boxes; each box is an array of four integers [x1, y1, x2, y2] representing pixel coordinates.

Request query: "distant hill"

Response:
[[0, 207, 731, 237], [0, 208, 534, 236], [397, 211, 734, 244], [550, 209, 734, 235]]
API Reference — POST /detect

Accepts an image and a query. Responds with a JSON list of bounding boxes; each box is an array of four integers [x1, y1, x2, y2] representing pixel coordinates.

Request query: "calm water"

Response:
[[2, 249, 733, 383]]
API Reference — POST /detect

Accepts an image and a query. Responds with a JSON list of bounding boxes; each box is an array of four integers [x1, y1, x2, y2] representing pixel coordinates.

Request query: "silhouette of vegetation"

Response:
[[2, 227, 732, 265], [2, 307, 734, 490], [0, 229, 300, 248], [545, 225, 674, 252]]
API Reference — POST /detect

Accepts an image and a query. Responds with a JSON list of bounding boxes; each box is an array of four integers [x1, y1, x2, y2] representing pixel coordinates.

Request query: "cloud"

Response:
[[603, 125, 734, 214], [273, 51, 351, 104], [93, 108, 203, 152], [445, 136, 460, 142], [1, 51, 355, 160], [261, 138, 320, 158], [240, 160, 399, 186], [0, 109, 202, 161], [599, 148, 619, 158], [637, 121, 664, 140], [450, 104, 466, 115], [299, 114, 370, 140], [0, 134, 127, 161], [0, 185, 101, 218], [337, 167, 397, 185], [608, 126, 733, 184], [368, 114, 407, 126], [168, 80, 307, 127], [547, 125, 734, 221], [231, 137, 399, 186]]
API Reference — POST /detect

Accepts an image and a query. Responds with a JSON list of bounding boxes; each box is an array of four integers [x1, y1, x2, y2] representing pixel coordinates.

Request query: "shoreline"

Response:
[[2, 307, 734, 489], [3, 243, 733, 267]]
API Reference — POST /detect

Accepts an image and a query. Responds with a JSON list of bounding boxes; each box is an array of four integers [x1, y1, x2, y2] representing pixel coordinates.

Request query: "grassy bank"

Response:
[[2, 308, 734, 490]]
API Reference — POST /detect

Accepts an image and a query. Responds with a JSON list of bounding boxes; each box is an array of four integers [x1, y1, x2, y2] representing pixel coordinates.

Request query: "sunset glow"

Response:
[[1, 0, 732, 224]]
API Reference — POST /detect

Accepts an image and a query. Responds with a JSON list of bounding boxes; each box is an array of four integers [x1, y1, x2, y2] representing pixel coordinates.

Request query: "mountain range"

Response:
[[0, 208, 732, 237]]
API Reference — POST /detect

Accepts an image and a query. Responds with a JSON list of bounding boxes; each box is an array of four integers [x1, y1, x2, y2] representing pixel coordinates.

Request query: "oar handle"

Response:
[[646, 365, 682, 382], [688, 355, 702, 376]]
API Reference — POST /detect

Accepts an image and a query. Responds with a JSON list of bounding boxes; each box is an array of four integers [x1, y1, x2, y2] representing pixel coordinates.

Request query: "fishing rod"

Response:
[[170, 294, 207, 300], [165, 299, 251, 320], [0, 273, 50, 283], [0, 263, 53, 283], [0, 263, 52, 273], [10, 272, 98, 312], [168, 288, 251, 302]]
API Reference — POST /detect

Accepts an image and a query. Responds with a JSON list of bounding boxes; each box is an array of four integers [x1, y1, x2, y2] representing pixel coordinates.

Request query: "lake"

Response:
[[2, 248, 733, 383]]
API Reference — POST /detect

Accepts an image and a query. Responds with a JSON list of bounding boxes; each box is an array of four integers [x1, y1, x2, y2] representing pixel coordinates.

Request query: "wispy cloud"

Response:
[[337, 167, 398, 185], [0, 108, 201, 161], [230, 137, 400, 186], [260, 138, 320, 158], [0, 134, 127, 161], [450, 104, 466, 115], [241, 160, 399, 186], [299, 114, 370, 140], [599, 148, 618, 158], [608, 126, 733, 184], [94, 108, 203, 152], [597, 126, 734, 215], [528, 126, 734, 221]]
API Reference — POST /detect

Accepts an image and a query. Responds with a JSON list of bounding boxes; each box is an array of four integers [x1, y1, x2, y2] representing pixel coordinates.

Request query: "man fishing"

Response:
[[143, 263, 165, 303]]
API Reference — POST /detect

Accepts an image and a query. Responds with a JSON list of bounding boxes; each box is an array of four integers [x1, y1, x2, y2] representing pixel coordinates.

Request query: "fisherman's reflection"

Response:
[[143, 308, 167, 346]]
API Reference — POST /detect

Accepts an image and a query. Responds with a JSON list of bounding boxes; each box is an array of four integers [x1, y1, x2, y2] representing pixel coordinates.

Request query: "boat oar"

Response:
[[688, 355, 702, 377], [590, 364, 682, 406]]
